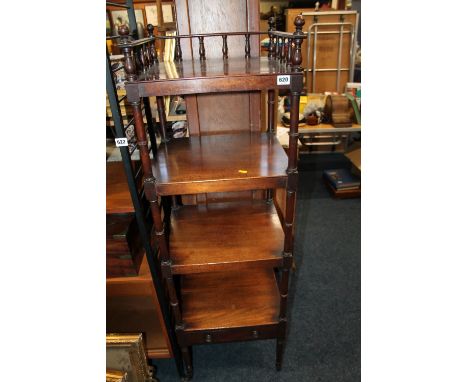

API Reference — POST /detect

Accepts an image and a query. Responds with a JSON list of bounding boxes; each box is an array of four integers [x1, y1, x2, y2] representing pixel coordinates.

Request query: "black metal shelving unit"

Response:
[[106, 1, 186, 379]]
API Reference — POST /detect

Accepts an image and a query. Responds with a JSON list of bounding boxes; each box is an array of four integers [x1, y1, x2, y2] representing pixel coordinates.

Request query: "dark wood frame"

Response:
[[117, 14, 305, 379]]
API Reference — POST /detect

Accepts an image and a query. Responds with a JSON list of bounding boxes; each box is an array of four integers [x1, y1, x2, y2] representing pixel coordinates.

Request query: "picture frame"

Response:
[[106, 369, 128, 382], [106, 333, 154, 382], [159, 2, 176, 30], [161, 3, 174, 23], [145, 5, 159, 26]]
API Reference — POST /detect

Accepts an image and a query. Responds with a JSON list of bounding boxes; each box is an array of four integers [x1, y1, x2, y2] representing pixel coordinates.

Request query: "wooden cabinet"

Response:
[[107, 257, 172, 358], [106, 161, 172, 358]]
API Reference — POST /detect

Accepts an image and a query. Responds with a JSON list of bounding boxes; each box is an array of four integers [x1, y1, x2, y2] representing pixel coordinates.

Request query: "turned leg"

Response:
[[156, 96, 168, 142], [181, 346, 193, 379], [276, 337, 286, 371], [266, 89, 276, 201]]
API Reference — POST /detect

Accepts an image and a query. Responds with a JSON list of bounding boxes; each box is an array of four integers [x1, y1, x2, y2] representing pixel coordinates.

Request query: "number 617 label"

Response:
[[115, 138, 128, 147], [277, 75, 290, 85]]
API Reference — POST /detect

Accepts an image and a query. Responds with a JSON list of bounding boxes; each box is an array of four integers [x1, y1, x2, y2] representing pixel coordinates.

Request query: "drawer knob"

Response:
[[205, 334, 212, 343], [252, 330, 258, 339]]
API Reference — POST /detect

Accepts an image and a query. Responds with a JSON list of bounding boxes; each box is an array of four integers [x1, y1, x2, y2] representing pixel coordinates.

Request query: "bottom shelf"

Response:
[[181, 268, 280, 332]]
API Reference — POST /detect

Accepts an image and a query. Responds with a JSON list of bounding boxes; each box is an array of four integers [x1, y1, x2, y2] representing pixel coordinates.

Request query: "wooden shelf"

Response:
[[152, 132, 288, 195], [181, 268, 280, 332], [131, 57, 303, 96], [170, 201, 284, 274]]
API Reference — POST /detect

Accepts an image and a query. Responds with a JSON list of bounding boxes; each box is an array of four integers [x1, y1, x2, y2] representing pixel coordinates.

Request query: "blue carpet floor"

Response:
[[154, 154, 361, 381]]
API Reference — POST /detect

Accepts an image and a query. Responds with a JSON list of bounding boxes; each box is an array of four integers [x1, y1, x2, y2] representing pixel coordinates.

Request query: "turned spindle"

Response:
[[275, 34, 281, 59], [200, 60, 207, 77], [280, 36, 285, 62], [198, 36, 206, 60], [268, 16, 275, 58], [121, 47, 137, 81], [133, 47, 142, 72], [147, 24, 158, 64], [144, 43, 151, 67], [222, 35, 228, 59], [174, 37, 182, 62], [286, 38, 292, 66], [244, 34, 251, 58], [139, 45, 148, 71], [292, 14, 305, 72], [118, 25, 137, 81]]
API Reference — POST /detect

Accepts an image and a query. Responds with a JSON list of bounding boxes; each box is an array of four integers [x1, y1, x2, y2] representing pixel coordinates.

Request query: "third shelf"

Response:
[[169, 200, 284, 274]]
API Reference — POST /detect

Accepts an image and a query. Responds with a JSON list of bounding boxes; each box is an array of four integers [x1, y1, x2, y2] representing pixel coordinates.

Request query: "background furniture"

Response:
[[106, 0, 186, 378], [285, 9, 359, 93]]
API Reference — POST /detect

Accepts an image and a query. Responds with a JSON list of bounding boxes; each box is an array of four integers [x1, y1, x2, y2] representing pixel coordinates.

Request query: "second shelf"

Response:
[[152, 132, 289, 195]]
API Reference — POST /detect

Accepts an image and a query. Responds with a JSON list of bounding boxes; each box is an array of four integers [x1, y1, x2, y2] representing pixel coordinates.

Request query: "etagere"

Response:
[[117, 14, 306, 380]]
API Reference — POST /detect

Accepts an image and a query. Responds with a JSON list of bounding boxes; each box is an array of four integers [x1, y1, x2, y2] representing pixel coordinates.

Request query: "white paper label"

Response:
[[277, 75, 290, 85], [115, 138, 128, 147]]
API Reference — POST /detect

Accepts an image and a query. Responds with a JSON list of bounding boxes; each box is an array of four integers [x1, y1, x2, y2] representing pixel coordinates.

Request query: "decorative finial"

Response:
[[147, 24, 154, 38], [292, 14, 305, 72], [294, 14, 305, 32], [268, 16, 276, 30], [118, 24, 130, 37], [268, 16, 276, 59]]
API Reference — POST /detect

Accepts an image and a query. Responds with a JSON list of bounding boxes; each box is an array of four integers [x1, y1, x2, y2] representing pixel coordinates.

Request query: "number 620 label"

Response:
[[277, 75, 290, 85]]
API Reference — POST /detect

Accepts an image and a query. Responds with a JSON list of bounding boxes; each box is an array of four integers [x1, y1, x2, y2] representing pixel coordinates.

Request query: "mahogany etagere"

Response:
[[117, 14, 306, 380]]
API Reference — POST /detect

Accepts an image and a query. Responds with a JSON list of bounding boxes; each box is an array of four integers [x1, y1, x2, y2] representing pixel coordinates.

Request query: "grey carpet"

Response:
[[154, 154, 361, 381]]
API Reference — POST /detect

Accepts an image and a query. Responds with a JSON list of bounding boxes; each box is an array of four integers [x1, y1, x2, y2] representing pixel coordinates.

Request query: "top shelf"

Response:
[[126, 57, 304, 97], [117, 14, 307, 99]]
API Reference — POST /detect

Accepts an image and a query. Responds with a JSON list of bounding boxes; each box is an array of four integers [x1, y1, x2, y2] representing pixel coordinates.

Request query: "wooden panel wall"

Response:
[[175, 0, 262, 135]]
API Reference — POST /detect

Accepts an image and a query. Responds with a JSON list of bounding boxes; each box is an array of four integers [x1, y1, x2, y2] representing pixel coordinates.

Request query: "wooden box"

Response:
[[106, 213, 144, 278]]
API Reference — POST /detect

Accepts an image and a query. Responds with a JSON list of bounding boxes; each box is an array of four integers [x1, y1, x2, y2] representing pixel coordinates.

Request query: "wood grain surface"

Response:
[[181, 268, 280, 331], [170, 200, 284, 274], [152, 132, 289, 195]]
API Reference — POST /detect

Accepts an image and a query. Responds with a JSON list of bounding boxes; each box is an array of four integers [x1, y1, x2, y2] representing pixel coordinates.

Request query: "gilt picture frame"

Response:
[[106, 369, 128, 382], [106, 333, 153, 382]]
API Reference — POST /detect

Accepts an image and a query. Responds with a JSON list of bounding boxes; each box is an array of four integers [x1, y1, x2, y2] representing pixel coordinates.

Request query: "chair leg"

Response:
[[276, 338, 285, 371], [181, 346, 193, 380]]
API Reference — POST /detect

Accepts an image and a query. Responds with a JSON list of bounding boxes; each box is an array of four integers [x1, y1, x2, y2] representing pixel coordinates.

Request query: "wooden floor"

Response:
[[152, 132, 288, 195], [181, 268, 280, 331], [170, 201, 284, 274]]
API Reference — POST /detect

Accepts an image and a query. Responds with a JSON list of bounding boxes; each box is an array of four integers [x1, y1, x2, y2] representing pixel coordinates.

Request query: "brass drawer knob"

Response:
[[252, 330, 258, 339], [205, 334, 212, 343]]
